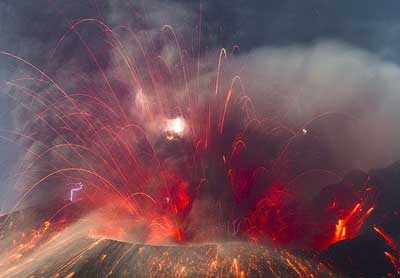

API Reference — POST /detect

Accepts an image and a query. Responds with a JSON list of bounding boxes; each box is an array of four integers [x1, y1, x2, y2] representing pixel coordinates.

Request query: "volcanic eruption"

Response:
[[0, 1, 400, 277]]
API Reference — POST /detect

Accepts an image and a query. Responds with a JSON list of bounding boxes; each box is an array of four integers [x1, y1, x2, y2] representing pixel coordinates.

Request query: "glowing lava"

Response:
[[0, 10, 379, 267]]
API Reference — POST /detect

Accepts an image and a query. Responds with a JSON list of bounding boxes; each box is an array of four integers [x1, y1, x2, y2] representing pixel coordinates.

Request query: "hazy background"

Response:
[[1, 0, 400, 211]]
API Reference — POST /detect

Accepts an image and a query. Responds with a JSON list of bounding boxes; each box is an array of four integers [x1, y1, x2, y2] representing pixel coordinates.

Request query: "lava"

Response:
[[0, 2, 391, 277], [0, 16, 376, 248]]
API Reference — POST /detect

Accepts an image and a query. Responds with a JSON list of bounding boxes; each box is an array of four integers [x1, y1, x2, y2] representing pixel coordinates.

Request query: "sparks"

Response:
[[0, 10, 380, 268], [374, 226, 397, 250]]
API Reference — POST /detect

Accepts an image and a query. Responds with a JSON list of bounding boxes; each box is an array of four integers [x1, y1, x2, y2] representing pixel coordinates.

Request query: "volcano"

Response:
[[1, 2, 400, 277], [0, 162, 399, 278]]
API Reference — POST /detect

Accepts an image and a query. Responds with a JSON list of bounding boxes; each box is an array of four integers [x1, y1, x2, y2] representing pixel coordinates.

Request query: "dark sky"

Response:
[[2, 1, 400, 57], [205, 0, 400, 58], [1, 0, 400, 210], [183, 0, 400, 60]]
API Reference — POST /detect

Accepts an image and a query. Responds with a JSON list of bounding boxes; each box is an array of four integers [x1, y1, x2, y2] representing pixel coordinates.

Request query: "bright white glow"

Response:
[[165, 117, 186, 139], [69, 182, 84, 202]]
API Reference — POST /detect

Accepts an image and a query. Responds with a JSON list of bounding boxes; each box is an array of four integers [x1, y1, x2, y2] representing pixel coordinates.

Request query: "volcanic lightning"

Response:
[[69, 182, 84, 202]]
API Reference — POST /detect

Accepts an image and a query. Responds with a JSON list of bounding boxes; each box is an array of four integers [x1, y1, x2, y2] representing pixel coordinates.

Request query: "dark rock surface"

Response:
[[323, 162, 400, 278], [0, 238, 337, 278]]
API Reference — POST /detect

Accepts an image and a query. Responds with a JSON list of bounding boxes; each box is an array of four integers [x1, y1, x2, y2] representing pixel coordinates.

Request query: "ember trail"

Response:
[[0, 18, 374, 249]]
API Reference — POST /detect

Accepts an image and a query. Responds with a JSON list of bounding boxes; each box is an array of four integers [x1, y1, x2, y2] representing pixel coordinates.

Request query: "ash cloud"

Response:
[[227, 41, 400, 170], [105, 0, 400, 171]]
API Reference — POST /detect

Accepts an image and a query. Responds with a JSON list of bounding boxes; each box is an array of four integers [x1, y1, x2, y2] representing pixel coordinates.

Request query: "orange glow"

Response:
[[374, 226, 397, 250], [332, 203, 374, 245], [384, 252, 400, 274]]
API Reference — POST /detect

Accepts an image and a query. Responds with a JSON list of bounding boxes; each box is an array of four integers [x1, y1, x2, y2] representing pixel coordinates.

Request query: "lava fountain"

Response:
[[0, 4, 383, 277]]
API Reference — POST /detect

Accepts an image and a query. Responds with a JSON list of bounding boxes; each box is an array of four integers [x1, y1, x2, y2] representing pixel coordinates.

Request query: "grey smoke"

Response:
[[227, 41, 400, 170]]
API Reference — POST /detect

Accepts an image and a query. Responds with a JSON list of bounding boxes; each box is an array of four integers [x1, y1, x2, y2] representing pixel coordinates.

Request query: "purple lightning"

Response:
[[69, 182, 84, 202]]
